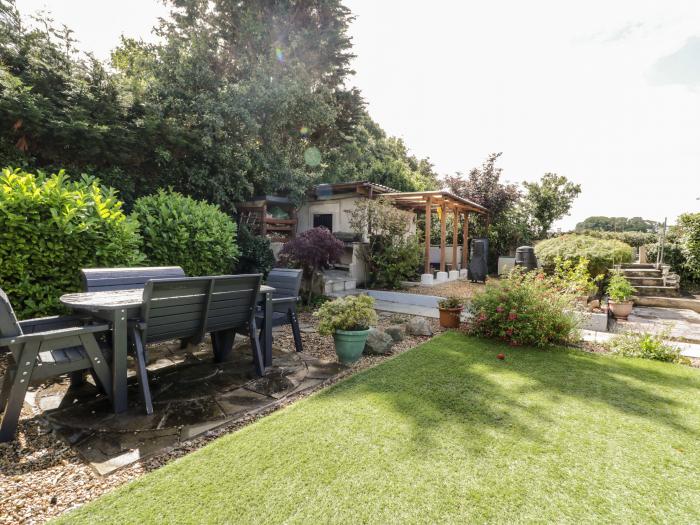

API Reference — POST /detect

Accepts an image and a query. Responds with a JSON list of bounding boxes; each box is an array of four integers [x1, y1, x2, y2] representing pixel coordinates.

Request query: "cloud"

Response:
[[649, 36, 700, 86]]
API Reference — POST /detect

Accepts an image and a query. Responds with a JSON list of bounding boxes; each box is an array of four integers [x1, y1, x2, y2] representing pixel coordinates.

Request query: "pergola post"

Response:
[[461, 212, 469, 277], [450, 206, 459, 280], [423, 199, 432, 275], [437, 203, 448, 282]]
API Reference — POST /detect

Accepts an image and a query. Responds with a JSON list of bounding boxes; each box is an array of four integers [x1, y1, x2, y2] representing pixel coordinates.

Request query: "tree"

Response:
[[523, 173, 581, 238], [444, 153, 522, 269], [575, 216, 658, 232]]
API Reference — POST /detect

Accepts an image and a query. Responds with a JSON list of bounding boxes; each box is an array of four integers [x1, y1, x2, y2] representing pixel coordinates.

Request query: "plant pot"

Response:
[[333, 328, 371, 364], [439, 307, 463, 329], [608, 300, 634, 320]]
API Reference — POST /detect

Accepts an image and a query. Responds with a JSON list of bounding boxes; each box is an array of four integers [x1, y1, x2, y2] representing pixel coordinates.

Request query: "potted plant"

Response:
[[438, 296, 464, 328], [606, 272, 635, 320], [314, 295, 378, 364]]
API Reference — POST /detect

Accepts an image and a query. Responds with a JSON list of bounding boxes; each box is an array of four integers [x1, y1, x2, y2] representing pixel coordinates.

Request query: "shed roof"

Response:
[[382, 190, 488, 214]]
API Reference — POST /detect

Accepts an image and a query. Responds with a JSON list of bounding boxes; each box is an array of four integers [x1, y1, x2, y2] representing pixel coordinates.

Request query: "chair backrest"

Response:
[[265, 268, 303, 300], [206, 274, 262, 333], [81, 266, 186, 292], [140, 277, 211, 344], [0, 288, 22, 340]]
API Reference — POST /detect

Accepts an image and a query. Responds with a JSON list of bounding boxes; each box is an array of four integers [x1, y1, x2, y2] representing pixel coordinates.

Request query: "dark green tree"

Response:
[[523, 173, 581, 238]]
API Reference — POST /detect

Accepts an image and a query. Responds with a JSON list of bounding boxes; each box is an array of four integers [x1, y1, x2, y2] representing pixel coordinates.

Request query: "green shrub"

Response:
[[645, 241, 698, 285], [132, 190, 238, 276], [606, 271, 635, 302], [552, 256, 601, 297], [535, 234, 633, 277], [677, 213, 700, 279], [466, 268, 580, 347], [577, 229, 657, 247], [605, 329, 686, 363], [0, 168, 143, 318], [314, 294, 378, 335], [370, 235, 423, 289], [235, 224, 275, 277]]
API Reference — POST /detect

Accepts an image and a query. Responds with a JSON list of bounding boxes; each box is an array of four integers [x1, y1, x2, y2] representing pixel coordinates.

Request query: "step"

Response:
[[633, 296, 700, 313], [619, 263, 657, 269], [632, 285, 681, 297], [619, 269, 663, 278], [627, 276, 665, 286]]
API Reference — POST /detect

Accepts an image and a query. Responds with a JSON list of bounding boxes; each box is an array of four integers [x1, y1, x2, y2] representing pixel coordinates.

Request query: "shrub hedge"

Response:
[[535, 234, 633, 277], [0, 168, 143, 318], [235, 224, 275, 277], [132, 190, 239, 276]]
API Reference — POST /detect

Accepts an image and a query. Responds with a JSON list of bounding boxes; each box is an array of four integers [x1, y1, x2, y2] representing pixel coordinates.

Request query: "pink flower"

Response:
[[506, 328, 513, 336], [508, 312, 517, 321], [496, 305, 504, 313]]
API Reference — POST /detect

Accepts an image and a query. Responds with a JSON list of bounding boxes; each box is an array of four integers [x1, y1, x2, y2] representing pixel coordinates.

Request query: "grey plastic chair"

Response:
[[0, 289, 113, 442], [256, 268, 303, 353]]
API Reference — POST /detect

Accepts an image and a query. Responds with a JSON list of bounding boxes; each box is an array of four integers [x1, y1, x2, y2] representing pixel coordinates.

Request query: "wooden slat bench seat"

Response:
[[81, 266, 186, 293]]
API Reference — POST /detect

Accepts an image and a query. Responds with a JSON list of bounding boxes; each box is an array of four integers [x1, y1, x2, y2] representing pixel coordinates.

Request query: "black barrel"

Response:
[[514, 246, 537, 271], [468, 238, 488, 282]]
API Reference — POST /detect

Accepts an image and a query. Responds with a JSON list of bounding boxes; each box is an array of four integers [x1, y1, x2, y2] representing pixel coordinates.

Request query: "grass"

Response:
[[56, 332, 700, 524]]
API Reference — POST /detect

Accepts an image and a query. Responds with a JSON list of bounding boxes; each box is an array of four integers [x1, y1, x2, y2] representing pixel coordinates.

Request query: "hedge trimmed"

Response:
[[0, 168, 143, 318], [132, 190, 239, 276], [535, 234, 633, 277]]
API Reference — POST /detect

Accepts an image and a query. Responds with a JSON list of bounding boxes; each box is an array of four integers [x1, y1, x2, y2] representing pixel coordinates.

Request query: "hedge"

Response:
[[535, 234, 633, 277], [0, 168, 143, 318], [132, 190, 238, 276]]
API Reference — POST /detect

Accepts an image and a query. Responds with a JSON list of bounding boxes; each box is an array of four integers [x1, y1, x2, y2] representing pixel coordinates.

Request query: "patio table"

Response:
[[60, 284, 275, 413]]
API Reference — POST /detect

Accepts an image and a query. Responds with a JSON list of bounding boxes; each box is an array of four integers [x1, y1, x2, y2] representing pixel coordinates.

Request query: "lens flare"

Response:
[[300, 126, 309, 136], [304, 147, 322, 167], [275, 47, 284, 62]]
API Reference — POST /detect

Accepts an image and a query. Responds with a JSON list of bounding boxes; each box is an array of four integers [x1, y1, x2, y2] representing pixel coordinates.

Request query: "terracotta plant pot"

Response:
[[439, 307, 463, 329], [608, 300, 634, 320]]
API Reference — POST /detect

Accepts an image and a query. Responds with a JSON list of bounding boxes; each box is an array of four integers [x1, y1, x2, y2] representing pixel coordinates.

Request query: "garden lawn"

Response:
[[56, 332, 700, 524]]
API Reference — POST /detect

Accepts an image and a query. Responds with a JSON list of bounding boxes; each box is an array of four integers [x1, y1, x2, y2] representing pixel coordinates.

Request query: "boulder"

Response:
[[363, 328, 394, 355], [384, 325, 405, 342], [406, 317, 433, 337]]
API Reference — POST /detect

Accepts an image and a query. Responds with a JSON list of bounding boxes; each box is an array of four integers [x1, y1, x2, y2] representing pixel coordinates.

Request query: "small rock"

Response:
[[299, 324, 316, 334], [406, 317, 433, 336], [384, 325, 405, 342], [587, 299, 600, 311], [50, 496, 57, 505], [363, 328, 394, 355]]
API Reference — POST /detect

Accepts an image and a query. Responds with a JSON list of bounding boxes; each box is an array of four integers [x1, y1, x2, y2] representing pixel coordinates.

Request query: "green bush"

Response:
[[577, 229, 657, 247], [314, 294, 378, 335], [645, 242, 698, 285], [0, 168, 143, 318], [552, 256, 601, 297], [235, 224, 275, 277], [370, 235, 423, 289], [466, 268, 580, 347], [132, 190, 238, 276], [605, 329, 686, 364], [535, 234, 633, 277]]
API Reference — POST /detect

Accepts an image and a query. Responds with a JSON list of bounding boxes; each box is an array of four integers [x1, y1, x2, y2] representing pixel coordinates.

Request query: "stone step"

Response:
[[632, 285, 681, 297], [633, 296, 700, 313], [627, 276, 665, 286], [619, 263, 657, 269], [619, 269, 663, 278]]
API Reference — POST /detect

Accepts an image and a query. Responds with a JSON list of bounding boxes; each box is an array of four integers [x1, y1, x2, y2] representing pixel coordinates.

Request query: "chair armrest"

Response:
[[0, 323, 111, 346], [270, 296, 300, 305], [19, 315, 91, 332]]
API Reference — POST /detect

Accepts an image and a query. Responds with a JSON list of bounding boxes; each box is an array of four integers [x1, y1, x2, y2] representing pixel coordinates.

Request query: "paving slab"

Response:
[[28, 340, 343, 475]]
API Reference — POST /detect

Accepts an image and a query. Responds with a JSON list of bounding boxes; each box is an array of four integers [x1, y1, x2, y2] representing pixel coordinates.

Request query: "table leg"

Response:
[[264, 290, 273, 368], [111, 309, 128, 413]]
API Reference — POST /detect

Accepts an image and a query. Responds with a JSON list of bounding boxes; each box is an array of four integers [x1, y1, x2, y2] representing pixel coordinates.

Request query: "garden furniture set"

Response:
[[0, 267, 303, 441]]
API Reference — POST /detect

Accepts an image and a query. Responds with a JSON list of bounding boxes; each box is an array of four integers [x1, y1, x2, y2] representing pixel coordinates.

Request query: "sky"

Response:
[[14, 0, 700, 229]]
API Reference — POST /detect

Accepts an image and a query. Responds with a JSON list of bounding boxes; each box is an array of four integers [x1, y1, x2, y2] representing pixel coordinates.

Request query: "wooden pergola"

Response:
[[382, 191, 489, 275]]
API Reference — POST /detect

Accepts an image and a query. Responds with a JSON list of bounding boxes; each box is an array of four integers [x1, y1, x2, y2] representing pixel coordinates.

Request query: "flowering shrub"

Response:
[[315, 295, 378, 335], [466, 268, 580, 347]]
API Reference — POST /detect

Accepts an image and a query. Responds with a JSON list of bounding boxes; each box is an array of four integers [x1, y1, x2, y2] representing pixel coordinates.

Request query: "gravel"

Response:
[[0, 312, 442, 524]]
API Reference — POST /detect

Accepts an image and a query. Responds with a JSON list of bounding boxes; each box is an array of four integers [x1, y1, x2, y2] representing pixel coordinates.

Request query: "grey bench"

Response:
[[131, 275, 263, 414], [81, 266, 186, 292]]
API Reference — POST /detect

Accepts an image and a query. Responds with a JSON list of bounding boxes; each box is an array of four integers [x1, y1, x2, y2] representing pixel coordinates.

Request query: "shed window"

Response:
[[313, 213, 333, 231]]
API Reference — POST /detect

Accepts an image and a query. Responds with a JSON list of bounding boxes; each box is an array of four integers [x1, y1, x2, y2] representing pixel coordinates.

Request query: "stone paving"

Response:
[[26, 338, 343, 475]]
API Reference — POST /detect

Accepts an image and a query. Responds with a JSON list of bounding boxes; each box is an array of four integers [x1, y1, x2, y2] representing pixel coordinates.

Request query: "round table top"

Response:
[[60, 285, 275, 311]]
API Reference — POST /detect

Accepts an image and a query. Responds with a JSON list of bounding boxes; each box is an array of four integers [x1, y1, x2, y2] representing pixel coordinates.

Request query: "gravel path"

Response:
[[396, 280, 487, 299], [0, 312, 442, 524]]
